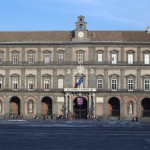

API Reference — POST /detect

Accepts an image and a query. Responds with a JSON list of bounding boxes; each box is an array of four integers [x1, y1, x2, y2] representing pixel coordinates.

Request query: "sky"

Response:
[[0, 0, 150, 31]]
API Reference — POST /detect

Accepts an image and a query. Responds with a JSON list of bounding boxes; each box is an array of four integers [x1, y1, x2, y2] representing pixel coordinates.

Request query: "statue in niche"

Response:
[[29, 101, 33, 113], [128, 101, 133, 114]]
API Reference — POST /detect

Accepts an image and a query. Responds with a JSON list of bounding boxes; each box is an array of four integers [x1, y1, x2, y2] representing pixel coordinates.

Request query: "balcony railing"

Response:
[[0, 61, 149, 66], [0, 88, 148, 93]]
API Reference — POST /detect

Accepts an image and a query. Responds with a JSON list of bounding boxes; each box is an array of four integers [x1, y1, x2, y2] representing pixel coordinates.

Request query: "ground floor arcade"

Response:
[[0, 91, 150, 119]]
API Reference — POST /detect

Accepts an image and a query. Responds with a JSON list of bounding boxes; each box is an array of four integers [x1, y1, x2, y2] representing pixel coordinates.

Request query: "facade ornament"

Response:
[[73, 65, 87, 75]]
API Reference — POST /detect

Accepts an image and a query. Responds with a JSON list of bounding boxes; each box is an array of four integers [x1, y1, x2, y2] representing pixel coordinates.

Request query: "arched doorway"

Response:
[[41, 97, 52, 116], [108, 97, 120, 117], [10, 96, 20, 116], [73, 97, 87, 119], [142, 98, 150, 117]]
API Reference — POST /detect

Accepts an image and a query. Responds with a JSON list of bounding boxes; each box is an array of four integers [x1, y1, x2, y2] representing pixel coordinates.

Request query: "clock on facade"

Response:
[[78, 32, 84, 38]]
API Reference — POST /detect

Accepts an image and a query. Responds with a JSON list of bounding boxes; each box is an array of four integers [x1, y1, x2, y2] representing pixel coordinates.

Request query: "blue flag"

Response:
[[77, 76, 84, 86]]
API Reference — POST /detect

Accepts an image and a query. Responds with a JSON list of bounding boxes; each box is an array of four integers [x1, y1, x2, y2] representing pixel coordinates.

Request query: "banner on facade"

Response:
[[77, 97, 83, 105]]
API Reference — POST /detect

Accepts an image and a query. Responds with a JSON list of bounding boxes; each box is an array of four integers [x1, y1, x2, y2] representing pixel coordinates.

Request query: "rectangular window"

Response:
[[111, 79, 117, 91], [58, 53, 64, 62], [128, 54, 133, 64], [44, 79, 50, 90], [58, 78, 63, 89], [144, 54, 150, 64], [44, 53, 50, 64], [98, 54, 102, 62], [0, 78, 2, 90], [112, 54, 117, 64], [28, 79, 34, 90], [144, 79, 150, 91], [29, 54, 34, 64], [13, 53, 18, 64], [97, 79, 103, 89], [12, 78, 18, 90], [78, 53, 84, 63], [128, 79, 133, 91], [0, 54, 3, 64]]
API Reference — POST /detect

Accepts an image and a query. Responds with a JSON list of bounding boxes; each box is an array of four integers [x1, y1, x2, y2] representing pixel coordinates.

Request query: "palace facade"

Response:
[[0, 16, 150, 119]]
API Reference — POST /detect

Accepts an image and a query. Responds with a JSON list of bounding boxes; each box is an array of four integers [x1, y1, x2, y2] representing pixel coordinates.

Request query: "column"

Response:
[[121, 47, 124, 62], [103, 96, 108, 119], [69, 94, 73, 113], [53, 68, 57, 89], [65, 93, 68, 117], [104, 46, 108, 62], [120, 69, 124, 90], [93, 93, 96, 118], [104, 68, 108, 90], [37, 68, 41, 90], [137, 69, 141, 91], [120, 96, 125, 119], [137, 97, 142, 119], [5, 69, 9, 90], [5, 97, 9, 116]]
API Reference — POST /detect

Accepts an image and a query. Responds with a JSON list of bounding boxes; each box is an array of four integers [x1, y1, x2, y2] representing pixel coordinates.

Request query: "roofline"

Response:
[[0, 41, 150, 46]]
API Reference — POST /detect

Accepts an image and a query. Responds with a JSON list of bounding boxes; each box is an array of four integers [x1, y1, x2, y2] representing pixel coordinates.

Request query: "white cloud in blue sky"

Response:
[[0, 0, 149, 31]]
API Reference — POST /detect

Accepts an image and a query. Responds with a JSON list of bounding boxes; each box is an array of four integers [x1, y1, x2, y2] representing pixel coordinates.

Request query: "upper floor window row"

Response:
[[0, 49, 150, 65]]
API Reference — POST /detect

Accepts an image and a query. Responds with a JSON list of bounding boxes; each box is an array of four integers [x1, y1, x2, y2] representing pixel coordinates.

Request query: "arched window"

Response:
[[79, 24, 83, 30], [28, 100, 34, 113]]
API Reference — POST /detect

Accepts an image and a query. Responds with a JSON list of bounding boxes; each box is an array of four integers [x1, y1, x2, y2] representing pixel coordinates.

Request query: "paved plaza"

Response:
[[0, 119, 150, 150]]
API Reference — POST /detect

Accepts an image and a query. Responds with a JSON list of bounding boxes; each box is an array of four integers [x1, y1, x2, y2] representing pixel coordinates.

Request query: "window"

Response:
[[28, 100, 34, 113], [144, 79, 150, 91], [13, 53, 18, 64], [144, 54, 150, 64], [98, 53, 102, 62], [0, 54, 3, 64], [28, 79, 34, 90], [97, 79, 103, 89], [0, 78, 2, 90], [128, 79, 134, 91], [29, 54, 34, 64], [12, 78, 18, 90], [58, 78, 64, 89], [58, 53, 64, 62], [44, 79, 50, 91], [112, 53, 117, 64], [44, 53, 50, 64], [128, 54, 133, 64], [78, 53, 84, 63], [111, 79, 117, 91], [79, 24, 83, 30]]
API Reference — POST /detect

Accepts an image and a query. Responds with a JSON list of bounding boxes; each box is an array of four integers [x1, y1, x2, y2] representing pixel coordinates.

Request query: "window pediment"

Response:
[[26, 74, 36, 77], [10, 74, 20, 77]]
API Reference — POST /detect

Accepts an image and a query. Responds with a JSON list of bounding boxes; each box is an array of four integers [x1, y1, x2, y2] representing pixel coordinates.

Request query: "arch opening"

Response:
[[142, 98, 150, 117], [73, 97, 87, 119], [108, 97, 120, 117], [10, 96, 20, 116], [41, 97, 52, 116]]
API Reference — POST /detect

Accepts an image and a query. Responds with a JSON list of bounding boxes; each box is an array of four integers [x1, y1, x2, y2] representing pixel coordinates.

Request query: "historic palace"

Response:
[[0, 16, 150, 119]]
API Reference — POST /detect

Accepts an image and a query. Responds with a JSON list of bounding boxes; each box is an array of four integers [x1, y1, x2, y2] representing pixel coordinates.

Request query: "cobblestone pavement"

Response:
[[0, 119, 150, 150]]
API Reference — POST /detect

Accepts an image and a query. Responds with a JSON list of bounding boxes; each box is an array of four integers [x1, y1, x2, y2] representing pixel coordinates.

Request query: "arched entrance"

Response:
[[73, 97, 87, 119], [108, 97, 120, 117], [10, 96, 20, 116], [142, 98, 150, 117], [41, 97, 52, 116]]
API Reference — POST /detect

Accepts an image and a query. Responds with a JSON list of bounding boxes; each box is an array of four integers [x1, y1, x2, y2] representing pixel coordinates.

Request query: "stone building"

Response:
[[0, 16, 150, 119]]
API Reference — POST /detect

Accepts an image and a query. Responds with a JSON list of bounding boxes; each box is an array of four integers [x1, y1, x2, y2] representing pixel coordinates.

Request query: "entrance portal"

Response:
[[108, 97, 120, 117], [142, 98, 150, 117], [73, 97, 87, 119], [10, 96, 20, 116], [41, 97, 52, 116]]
